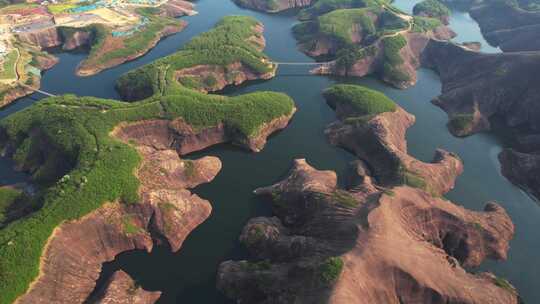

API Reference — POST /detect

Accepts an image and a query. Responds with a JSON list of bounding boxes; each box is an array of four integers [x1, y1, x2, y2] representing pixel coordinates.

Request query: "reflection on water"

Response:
[[0, 0, 538, 303]]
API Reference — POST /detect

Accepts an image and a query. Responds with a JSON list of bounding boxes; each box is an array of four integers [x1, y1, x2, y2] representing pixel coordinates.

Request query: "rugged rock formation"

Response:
[[469, 0, 540, 52], [15, 141, 220, 303], [160, 0, 197, 17], [499, 149, 540, 202], [217, 86, 517, 303], [113, 110, 295, 155], [217, 159, 517, 304], [325, 97, 462, 196], [421, 39, 540, 200], [62, 31, 92, 51], [233, 0, 313, 13], [89, 270, 161, 304], [76, 23, 186, 77], [16, 27, 61, 49]]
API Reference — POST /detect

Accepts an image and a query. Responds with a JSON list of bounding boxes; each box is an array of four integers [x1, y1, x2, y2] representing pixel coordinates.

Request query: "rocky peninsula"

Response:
[[291, 1, 455, 88], [116, 16, 276, 101], [468, 0, 540, 52], [421, 39, 540, 201], [217, 85, 517, 303], [0, 16, 296, 304]]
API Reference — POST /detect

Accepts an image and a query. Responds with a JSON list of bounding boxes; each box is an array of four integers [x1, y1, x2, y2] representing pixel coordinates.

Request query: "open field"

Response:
[[0, 50, 18, 82]]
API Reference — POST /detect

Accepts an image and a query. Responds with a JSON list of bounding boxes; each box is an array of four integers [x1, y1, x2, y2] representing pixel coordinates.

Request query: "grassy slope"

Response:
[[413, 0, 451, 19], [117, 16, 273, 97], [0, 188, 21, 223], [0, 17, 294, 304], [323, 84, 396, 116], [0, 51, 18, 80]]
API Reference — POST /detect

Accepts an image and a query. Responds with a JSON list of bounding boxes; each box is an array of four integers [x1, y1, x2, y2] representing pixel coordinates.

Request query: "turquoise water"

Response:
[[0, 0, 538, 303]]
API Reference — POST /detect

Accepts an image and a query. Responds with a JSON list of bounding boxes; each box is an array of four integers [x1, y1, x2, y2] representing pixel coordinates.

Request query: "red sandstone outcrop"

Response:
[[89, 270, 161, 304], [16, 27, 61, 49], [420, 39, 540, 201], [310, 28, 455, 89], [62, 30, 92, 51], [76, 22, 186, 77], [160, 0, 197, 17], [325, 102, 462, 196], [15, 128, 221, 304], [217, 158, 517, 304]]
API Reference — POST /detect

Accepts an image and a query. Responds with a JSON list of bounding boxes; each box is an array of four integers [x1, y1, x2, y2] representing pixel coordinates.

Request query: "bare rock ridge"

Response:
[[89, 270, 161, 304], [421, 38, 540, 201], [15, 140, 220, 304], [217, 89, 517, 303], [468, 0, 540, 52]]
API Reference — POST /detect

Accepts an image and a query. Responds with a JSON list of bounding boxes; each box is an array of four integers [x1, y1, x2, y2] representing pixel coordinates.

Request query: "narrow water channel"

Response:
[[0, 0, 538, 303]]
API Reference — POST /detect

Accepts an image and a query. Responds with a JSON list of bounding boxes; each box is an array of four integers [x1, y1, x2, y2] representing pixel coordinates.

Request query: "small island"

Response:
[[116, 16, 276, 101], [0, 16, 296, 304], [413, 0, 451, 24]]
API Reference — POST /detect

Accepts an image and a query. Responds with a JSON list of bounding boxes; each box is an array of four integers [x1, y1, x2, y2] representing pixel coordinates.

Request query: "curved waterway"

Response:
[[1, 0, 539, 302]]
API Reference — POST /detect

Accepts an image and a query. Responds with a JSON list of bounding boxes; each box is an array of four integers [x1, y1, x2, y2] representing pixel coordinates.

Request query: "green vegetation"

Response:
[[298, 0, 384, 20], [381, 34, 410, 83], [413, 0, 450, 20], [318, 8, 378, 44], [234, 0, 280, 11], [323, 84, 397, 117], [493, 276, 515, 293], [448, 114, 474, 134], [331, 189, 359, 208], [0, 50, 18, 80], [183, 160, 197, 179], [335, 45, 377, 70], [47, 3, 77, 14], [0, 188, 22, 223], [318, 256, 344, 284], [0, 17, 294, 303], [122, 214, 142, 235], [117, 16, 274, 100], [412, 16, 443, 32]]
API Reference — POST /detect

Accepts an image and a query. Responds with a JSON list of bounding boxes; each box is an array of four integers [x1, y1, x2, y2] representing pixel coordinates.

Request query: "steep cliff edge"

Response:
[[292, 4, 455, 88], [216, 85, 517, 303], [421, 39, 540, 200], [469, 0, 540, 52], [88, 270, 161, 304]]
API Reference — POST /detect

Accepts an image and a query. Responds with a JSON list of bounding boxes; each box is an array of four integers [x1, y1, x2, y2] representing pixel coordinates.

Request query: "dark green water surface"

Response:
[[0, 0, 538, 303]]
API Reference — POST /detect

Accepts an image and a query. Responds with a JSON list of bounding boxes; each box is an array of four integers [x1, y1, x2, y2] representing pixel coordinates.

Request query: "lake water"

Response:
[[0, 0, 538, 303]]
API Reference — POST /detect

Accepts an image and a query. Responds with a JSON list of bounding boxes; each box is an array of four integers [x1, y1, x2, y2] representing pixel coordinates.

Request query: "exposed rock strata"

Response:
[[217, 159, 517, 304], [217, 92, 517, 303], [15, 140, 220, 303], [421, 39, 540, 200], [309, 29, 456, 89], [325, 102, 462, 196], [89, 270, 161, 304], [469, 0, 540, 52]]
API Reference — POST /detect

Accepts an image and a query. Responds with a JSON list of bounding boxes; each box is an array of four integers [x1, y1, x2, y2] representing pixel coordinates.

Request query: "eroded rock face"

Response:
[[311, 29, 456, 89], [325, 103, 462, 196], [15, 129, 221, 304], [89, 270, 161, 304], [469, 1, 540, 52], [217, 159, 517, 304], [421, 39, 540, 200], [113, 111, 295, 155], [16, 27, 61, 49]]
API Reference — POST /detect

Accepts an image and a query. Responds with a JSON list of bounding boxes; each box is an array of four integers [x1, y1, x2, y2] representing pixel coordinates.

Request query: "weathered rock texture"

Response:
[[325, 102, 462, 196], [421, 39, 540, 200], [217, 159, 517, 304], [308, 28, 456, 89], [469, 0, 540, 52], [89, 270, 161, 304], [15, 138, 220, 303], [217, 94, 517, 303], [234, 0, 313, 13]]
